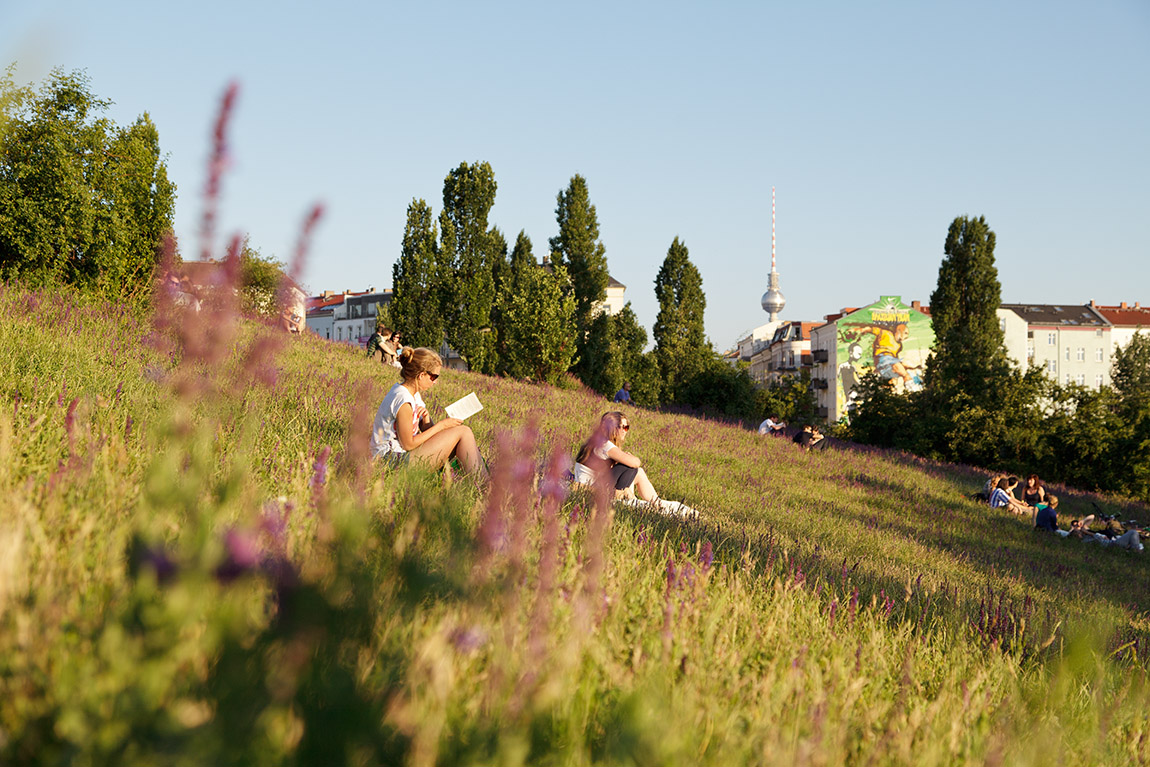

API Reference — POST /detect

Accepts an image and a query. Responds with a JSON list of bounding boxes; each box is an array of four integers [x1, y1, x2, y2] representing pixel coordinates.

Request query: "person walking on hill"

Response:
[[613, 382, 633, 404], [370, 347, 488, 478], [572, 411, 695, 518]]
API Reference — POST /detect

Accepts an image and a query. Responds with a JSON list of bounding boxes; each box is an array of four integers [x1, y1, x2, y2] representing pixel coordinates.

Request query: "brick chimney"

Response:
[[1121, 302, 1128, 309]]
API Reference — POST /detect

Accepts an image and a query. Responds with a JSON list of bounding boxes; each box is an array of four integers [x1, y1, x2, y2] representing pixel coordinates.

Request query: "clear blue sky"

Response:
[[4, 0, 1149, 349]]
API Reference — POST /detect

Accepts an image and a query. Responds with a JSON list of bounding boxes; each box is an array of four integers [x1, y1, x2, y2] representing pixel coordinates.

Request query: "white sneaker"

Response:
[[655, 499, 698, 519]]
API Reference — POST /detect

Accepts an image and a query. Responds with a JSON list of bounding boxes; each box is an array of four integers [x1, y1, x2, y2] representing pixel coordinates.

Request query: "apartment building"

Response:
[[1000, 304, 1111, 389]]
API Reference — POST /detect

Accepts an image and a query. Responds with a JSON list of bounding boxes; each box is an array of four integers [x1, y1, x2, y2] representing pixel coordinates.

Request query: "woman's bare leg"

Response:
[[633, 468, 658, 502], [410, 425, 488, 478]]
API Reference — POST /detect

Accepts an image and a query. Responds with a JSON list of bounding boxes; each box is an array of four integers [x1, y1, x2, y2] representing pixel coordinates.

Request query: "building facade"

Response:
[[1089, 301, 1150, 355], [750, 321, 818, 384], [810, 297, 933, 423], [1000, 304, 1111, 389]]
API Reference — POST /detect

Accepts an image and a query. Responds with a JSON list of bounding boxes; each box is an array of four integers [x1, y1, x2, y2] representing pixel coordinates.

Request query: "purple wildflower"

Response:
[[828, 598, 839, 628], [311, 446, 331, 492], [450, 626, 488, 654], [699, 540, 713, 572], [113, 381, 123, 406], [215, 527, 262, 583]]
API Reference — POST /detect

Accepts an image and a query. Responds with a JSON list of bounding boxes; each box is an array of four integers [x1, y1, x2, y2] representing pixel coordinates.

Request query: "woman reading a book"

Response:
[[370, 347, 488, 478]]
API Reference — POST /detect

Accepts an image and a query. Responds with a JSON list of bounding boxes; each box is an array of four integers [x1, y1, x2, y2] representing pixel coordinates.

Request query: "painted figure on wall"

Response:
[[834, 297, 933, 417]]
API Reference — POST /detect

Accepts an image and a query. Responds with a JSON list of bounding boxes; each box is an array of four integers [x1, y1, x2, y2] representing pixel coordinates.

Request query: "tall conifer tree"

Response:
[[653, 237, 707, 402], [438, 161, 498, 372], [924, 215, 1010, 402], [391, 199, 444, 349], [549, 175, 609, 367]]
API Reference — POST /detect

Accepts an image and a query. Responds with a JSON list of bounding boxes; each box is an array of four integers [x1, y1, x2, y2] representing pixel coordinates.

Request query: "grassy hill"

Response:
[[1, 283, 1148, 766]]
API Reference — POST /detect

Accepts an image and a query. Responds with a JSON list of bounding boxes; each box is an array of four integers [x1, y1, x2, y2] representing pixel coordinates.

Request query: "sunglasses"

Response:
[[620, 421, 630, 430], [425, 371, 440, 381]]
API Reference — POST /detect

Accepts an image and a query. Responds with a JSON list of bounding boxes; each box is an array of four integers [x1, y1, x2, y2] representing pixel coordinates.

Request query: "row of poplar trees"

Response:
[[389, 161, 730, 409], [849, 215, 1150, 502]]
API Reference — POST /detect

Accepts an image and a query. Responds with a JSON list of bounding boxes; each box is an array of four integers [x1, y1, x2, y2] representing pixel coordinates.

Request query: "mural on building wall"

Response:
[[836, 296, 934, 417]]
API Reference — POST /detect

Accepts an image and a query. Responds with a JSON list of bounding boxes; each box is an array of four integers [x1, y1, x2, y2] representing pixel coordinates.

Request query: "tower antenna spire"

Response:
[[760, 186, 786, 321]]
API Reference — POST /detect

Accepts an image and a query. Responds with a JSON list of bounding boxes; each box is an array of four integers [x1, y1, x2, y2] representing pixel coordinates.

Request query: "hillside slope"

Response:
[[1, 284, 1147, 765]]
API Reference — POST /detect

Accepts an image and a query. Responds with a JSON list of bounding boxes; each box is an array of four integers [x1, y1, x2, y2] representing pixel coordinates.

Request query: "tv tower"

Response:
[[760, 186, 786, 321]]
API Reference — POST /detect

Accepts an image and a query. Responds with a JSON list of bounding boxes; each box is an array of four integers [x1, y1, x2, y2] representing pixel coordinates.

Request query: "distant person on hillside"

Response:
[[792, 424, 827, 451], [572, 411, 695, 518], [366, 326, 396, 365], [1021, 474, 1046, 507], [390, 331, 405, 363], [280, 285, 306, 334], [613, 382, 633, 404], [758, 415, 786, 436], [974, 473, 1005, 503], [989, 477, 1031, 515], [1063, 514, 1144, 551], [370, 347, 488, 478], [1034, 494, 1060, 532]]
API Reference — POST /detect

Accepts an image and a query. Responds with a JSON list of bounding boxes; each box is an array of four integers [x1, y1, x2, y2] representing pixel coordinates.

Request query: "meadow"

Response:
[[1, 282, 1148, 766]]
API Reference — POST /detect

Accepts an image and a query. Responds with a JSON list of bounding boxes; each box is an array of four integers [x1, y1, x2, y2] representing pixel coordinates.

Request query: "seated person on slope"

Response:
[[792, 424, 828, 450], [758, 414, 786, 436], [989, 477, 1030, 515], [572, 411, 694, 517], [1034, 494, 1060, 532], [370, 347, 488, 478]]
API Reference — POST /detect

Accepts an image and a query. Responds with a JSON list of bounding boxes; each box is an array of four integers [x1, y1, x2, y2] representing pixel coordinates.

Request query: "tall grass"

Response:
[[1, 277, 1148, 765]]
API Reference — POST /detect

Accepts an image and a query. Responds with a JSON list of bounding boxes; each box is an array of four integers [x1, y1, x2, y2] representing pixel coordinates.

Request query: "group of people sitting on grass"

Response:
[[366, 326, 405, 368], [757, 416, 829, 452], [367, 346, 696, 518], [980, 472, 1145, 552]]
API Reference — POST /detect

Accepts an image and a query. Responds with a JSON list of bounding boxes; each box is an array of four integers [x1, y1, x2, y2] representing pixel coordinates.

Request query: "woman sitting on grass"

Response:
[[370, 347, 488, 478], [1021, 474, 1046, 507], [572, 411, 695, 518]]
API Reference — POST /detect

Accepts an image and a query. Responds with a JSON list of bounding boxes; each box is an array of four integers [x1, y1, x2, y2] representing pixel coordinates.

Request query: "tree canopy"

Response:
[[391, 198, 445, 350], [653, 237, 708, 402], [439, 161, 499, 373], [549, 174, 609, 347], [0, 66, 175, 300]]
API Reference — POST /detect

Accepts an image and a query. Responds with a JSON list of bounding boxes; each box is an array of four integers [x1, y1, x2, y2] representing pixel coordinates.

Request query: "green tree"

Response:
[[1111, 331, 1150, 419], [496, 232, 578, 384], [237, 238, 286, 316], [549, 174, 609, 362], [0, 66, 175, 300], [439, 161, 498, 373], [653, 237, 708, 402], [923, 216, 1011, 401], [578, 303, 651, 402], [391, 199, 445, 350]]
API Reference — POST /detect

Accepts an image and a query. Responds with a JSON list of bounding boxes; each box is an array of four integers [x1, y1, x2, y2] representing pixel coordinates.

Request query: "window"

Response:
[[1096, 374, 1104, 389], [1026, 342, 1034, 360], [999, 317, 1006, 332], [1096, 329, 1103, 337], [1065, 373, 1072, 384], [1076, 373, 1085, 385], [1076, 347, 1085, 361], [1047, 360, 1057, 374], [1065, 347, 1070, 361], [1048, 332, 1056, 345], [1096, 348, 1104, 362]]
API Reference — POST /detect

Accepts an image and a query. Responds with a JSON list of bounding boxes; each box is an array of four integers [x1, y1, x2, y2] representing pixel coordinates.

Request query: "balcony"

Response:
[[811, 378, 828, 390], [817, 406, 829, 418], [812, 349, 829, 363]]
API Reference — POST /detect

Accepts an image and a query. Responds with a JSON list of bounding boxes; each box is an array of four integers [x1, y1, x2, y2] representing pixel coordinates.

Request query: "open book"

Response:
[[445, 392, 484, 421]]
